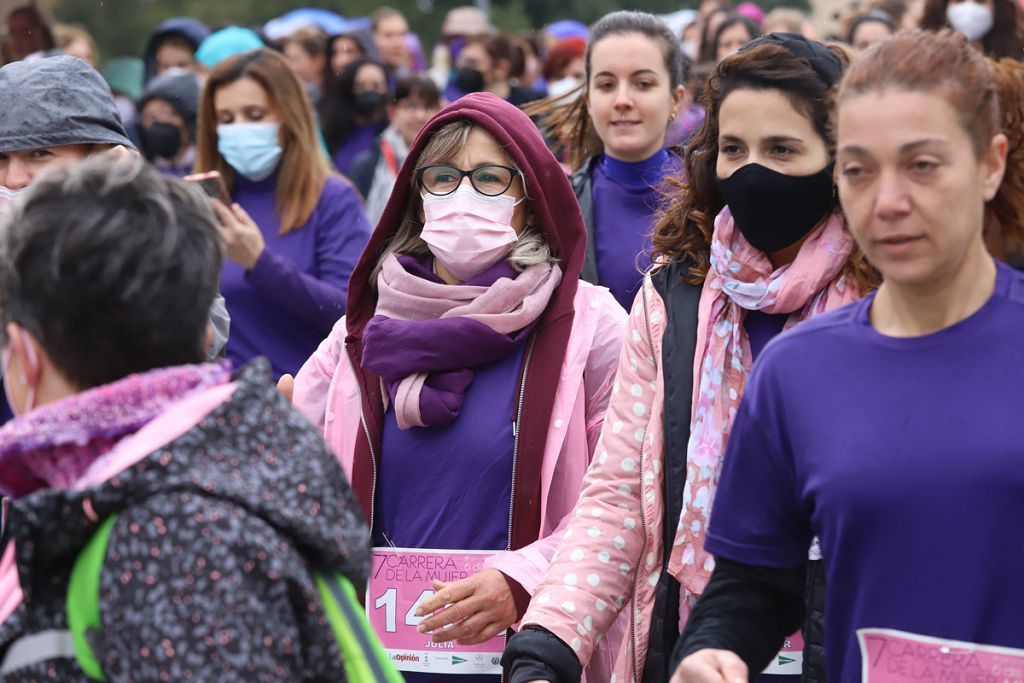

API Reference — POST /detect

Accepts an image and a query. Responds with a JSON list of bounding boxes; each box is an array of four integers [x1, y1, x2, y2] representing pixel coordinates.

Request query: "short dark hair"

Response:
[[465, 32, 515, 67], [711, 15, 764, 60], [393, 74, 441, 107], [0, 156, 222, 388]]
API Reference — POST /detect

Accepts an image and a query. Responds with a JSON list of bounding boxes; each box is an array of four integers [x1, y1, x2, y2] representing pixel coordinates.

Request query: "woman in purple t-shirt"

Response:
[[672, 30, 1024, 683]]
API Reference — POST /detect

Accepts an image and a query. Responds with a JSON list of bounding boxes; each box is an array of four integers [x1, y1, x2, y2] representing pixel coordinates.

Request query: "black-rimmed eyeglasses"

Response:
[[416, 164, 521, 197]]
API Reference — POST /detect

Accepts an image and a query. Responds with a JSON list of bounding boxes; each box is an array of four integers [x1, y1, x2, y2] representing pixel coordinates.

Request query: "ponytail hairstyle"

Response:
[[652, 35, 878, 292], [524, 10, 683, 171]]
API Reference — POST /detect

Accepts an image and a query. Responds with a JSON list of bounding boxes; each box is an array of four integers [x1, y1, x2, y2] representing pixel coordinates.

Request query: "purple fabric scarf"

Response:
[[361, 253, 561, 428]]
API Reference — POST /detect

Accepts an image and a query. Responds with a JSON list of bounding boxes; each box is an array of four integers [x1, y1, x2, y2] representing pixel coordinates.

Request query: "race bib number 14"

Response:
[[367, 547, 505, 675]]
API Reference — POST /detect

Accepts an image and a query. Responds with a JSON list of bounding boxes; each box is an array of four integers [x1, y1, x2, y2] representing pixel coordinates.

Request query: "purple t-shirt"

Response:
[[372, 343, 524, 683], [745, 309, 788, 360], [591, 150, 672, 310], [221, 173, 371, 378], [333, 123, 384, 176], [372, 341, 523, 553], [705, 261, 1024, 681]]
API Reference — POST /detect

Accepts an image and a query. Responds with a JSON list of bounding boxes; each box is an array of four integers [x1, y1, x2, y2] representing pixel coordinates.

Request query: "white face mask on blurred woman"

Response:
[[946, 0, 994, 41], [548, 76, 583, 102]]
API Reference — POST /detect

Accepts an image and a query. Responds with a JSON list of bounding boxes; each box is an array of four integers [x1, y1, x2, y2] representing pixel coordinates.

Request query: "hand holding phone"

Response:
[[184, 171, 231, 205]]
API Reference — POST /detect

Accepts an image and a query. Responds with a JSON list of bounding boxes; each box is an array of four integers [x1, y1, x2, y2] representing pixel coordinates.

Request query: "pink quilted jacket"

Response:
[[521, 273, 677, 682]]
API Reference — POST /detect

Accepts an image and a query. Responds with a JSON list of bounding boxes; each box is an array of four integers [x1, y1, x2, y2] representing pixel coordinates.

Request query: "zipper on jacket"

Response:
[[506, 334, 536, 553], [500, 334, 535, 683], [346, 347, 380, 536], [629, 282, 658, 683]]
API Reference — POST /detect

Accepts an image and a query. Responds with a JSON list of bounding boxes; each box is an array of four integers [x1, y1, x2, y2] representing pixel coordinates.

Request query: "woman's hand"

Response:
[[670, 649, 748, 683], [213, 199, 265, 270], [414, 568, 518, 645], [277, 374, 294, 402]]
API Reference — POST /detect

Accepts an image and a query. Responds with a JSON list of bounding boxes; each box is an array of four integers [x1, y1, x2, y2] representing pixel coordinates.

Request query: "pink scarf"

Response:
[[367, 253, 561, 429], [668, 208, 860, 597]]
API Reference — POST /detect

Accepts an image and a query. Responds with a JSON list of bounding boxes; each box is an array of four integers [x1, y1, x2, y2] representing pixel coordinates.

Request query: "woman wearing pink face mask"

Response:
[[286, 92, 628, 683]]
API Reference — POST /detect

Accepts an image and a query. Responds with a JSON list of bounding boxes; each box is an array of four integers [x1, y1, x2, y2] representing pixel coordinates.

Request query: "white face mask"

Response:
[[946, 1, 994, 41], [547, 76, 583, 104]]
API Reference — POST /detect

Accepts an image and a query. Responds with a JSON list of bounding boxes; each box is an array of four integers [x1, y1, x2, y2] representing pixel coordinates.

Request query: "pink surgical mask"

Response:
[[2, 328, 38, 417], [420, 184, 523, 281]]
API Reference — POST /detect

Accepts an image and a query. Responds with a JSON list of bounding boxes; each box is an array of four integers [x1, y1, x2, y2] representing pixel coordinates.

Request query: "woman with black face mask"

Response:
[[503, 34, 880, 683], [321, 56, 392, 175], [138, 71, 200, 177]]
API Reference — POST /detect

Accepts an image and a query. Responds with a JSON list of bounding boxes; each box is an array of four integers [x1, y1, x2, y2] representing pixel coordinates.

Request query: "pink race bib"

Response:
[[366, 547, 505, 675], [858, 628, 1024, 682], [762, 631, 804, 676]]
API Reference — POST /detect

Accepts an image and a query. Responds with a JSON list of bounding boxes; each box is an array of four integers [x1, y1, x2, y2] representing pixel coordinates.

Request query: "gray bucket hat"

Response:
[[0, 55, 135, 154]]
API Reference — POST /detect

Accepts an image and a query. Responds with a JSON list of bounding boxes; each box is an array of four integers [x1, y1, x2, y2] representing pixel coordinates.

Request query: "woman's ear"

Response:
[[982, 132, 1009, 202]]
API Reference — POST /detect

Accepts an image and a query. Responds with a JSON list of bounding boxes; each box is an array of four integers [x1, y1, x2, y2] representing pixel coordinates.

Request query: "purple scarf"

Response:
[[361, 253, 561, 428], [0, 362, 231, 499]]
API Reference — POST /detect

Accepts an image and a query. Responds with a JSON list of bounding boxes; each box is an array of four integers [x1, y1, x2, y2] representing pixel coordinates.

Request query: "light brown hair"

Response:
[[838, 30, 1023, 259], [195, 48, 331, 234], [373, 119, 551, 282], [524, 10, 684, 171]]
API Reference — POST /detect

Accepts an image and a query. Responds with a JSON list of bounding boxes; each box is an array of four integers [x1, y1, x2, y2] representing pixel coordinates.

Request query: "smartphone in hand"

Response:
[[184, 171, 231, 205]]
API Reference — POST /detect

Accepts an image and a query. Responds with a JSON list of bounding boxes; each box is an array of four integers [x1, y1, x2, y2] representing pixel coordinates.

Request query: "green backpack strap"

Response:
[[315, 573, 404, 683], [67, 515, 402, 683], [66, 514, 117, 681]]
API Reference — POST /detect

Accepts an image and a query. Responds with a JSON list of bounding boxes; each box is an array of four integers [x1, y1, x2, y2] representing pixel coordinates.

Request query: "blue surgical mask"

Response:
[[217, 123, 283, 182]]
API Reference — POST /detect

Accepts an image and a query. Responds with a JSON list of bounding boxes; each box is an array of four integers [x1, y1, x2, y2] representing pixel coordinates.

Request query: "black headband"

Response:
[[740, 32, 844, 87]]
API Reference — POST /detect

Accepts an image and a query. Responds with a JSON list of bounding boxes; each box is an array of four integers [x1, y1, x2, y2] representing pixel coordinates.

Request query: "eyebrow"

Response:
[[593, 69, 661, 79], [840, 138, 949, 155], [718, 134, 805, 145]]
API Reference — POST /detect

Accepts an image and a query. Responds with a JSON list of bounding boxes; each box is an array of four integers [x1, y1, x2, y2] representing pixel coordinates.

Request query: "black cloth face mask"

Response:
[[142, 122, 182, 160], [716, 163, 835, 253], [455, 67, 485, 93], [354, 91, 387, 117]]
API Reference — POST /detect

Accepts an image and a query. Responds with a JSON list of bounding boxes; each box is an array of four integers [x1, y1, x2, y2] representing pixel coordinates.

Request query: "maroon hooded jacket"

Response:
[[342, 93, 587, 559]]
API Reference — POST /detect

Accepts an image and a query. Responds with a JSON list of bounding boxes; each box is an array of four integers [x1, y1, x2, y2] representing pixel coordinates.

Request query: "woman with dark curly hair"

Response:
[[503, 32, 877, 683], [986, 57, 1024, 262]]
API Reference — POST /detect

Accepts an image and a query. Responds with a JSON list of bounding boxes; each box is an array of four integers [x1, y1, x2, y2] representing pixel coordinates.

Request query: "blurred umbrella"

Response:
[[263, 8, 347, 41]]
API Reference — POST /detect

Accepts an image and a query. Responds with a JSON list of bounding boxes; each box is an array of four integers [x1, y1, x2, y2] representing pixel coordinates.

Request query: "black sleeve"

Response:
[[502, 626, 583, 683], [670, 557, 806, 678]]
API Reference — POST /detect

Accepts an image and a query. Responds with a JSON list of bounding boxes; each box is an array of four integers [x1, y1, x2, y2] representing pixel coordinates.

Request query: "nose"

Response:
[[2, 158, 31, 191], [872, 168, 912, 221], [613, 83, 633, 109]]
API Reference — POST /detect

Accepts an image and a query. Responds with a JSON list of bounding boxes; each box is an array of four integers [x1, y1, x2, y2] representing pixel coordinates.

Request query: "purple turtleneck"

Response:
[[591, 148, 673, 310], [220, 172, 372, 379]]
